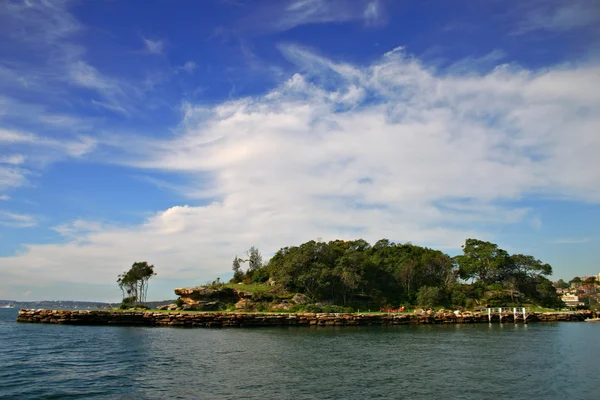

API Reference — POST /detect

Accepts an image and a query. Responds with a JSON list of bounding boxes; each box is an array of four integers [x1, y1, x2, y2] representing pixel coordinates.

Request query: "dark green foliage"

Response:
[[119, 295, 136, 309], [554, 279, 569, 289], [245, 238, 558, 309], [231, 256, 244, 283], [250, 267, 270, 283], [247, 246, 263, 271], [454, 239, 511, 285], [251, 291, 275, 302], [417, 286, 442, 308], [175, 298, 184, 307], [300, 304, 355, 313]]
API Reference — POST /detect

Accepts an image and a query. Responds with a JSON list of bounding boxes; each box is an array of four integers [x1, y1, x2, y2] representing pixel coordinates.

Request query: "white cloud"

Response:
[[0, 127, 96, 191], [0, 154, 25, 165], [0, 195, 9, 201], [1, 46, 599, 299], [0, 211, 36, 228], [265, 0, 386, 32], [0, 128, 96, 158], [0, 0, 81, 45], [0, 1, 138, 116], [143, 38, 165, 55], [516, 1, 600, 34], [176, 61, 197, 74], [0, 166, 28, 191], [364, 1, 379, 23]]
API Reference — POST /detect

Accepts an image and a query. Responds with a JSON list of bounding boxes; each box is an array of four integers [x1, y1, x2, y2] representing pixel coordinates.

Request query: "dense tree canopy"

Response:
[[234, 238, 561, 309]]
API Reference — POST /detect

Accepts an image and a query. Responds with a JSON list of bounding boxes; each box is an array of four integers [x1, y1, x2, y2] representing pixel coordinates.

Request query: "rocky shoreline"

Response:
[[16, 309, 596, 327]]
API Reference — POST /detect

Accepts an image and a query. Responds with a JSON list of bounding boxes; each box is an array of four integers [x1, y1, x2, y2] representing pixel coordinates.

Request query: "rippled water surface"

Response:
[[1, 309, 599, 399]]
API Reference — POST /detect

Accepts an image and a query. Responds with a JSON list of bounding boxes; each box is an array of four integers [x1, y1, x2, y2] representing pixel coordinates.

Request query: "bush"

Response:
[[304, 304, 323, 313], [175, 298, 184, 307], [251, 268, 270, 284], [302, 304, 354, 313], [322, 305, 354, 313], [120, 296, 136, 309], [289, 304, 305, 313], [252, 292, 275, 302]]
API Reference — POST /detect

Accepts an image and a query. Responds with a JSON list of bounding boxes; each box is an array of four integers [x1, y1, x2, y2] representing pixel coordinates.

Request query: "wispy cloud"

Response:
[[142, 38, 165, 55], [0, 211, 36, 228], [237, 0, 387, 34], [0, 165, 28, 191], [0, 128, 96, 158], [0, 195, 9, 201], [0, 154, 25, 165], [0, 1, 141, 116], [0, 127, 95, 192], [515, 1, 600, 34], [550, 237, 592, 244], [363, 1, 380, 24], [176, 61, 197, 74]]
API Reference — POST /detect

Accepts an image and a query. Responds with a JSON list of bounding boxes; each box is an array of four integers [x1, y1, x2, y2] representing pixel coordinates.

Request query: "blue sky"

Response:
[[1, 0, 599, 302]]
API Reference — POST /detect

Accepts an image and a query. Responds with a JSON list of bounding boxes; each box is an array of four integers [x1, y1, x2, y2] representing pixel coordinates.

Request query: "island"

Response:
[[16, 238, 600, 327]]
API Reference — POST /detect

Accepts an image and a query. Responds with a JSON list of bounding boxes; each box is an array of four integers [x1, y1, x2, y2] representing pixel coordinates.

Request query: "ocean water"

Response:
[[1, 309, 598, 400]]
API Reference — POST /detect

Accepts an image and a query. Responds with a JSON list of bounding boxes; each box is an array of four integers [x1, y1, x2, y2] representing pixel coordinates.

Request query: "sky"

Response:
[[0, 0, 599, 302]]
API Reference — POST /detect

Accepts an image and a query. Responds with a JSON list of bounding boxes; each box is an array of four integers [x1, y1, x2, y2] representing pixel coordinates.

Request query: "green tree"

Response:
[[569, 277, 582, 286], [231, 256, 244, 283], [247, 246, 263, 271], [117, 261, 156, 305], [554, 279, 569, 289], [454, 239, 510, 285], [510, 254, 552, 279], [534, 276, 562, 308]]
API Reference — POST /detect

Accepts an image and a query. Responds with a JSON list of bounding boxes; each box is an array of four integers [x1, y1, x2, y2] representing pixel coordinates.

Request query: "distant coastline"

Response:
[[0, 300, 174, 310]]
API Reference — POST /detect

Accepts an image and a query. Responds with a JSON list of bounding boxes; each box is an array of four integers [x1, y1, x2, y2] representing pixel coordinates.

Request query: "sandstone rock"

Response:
[[235, 299, 255, 310], [166, 304, 179, 311], [157, 305, 169, 310], [292, 293, 309, 304], [271, 302, 293, 311], [174, 286, 237, 302]]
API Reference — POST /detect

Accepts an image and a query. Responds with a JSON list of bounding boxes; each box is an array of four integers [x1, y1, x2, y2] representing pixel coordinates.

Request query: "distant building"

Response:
[[561, 294, 580, 308]]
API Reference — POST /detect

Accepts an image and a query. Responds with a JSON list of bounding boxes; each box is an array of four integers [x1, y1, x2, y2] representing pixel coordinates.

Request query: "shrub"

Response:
[[304, 304, 323, 313], [174, 298, 184, 307], [322, 305, 354, 313], [289, 304, 305, 313], [252, 292, 275, 302]]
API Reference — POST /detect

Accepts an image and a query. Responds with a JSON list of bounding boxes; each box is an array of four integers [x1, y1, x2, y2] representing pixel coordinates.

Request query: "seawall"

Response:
[[16, 309, 595, 327]]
